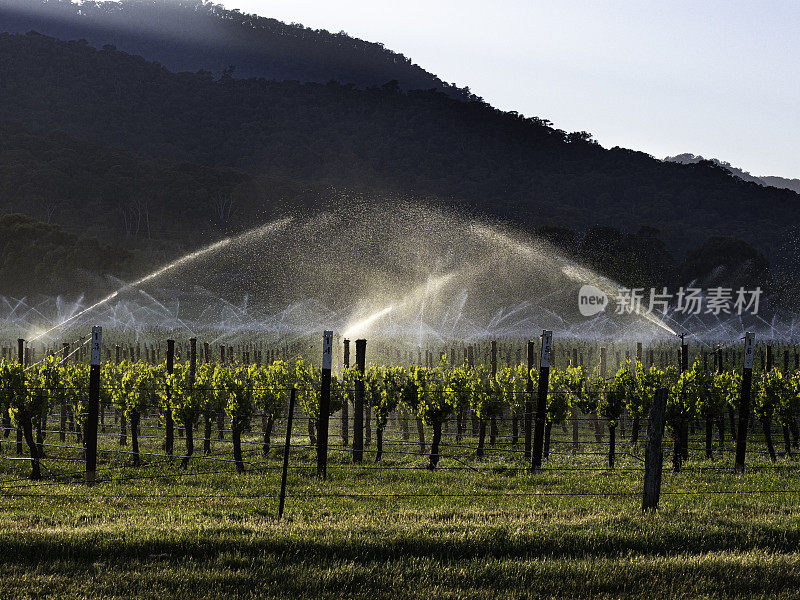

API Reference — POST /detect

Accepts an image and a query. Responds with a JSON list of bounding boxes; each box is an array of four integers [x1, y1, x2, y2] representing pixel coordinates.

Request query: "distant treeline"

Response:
[[536, 224, 770, 293], [0, 121, 312, 239], [0, 213, 134, 297], [665, 154, 800, 195]]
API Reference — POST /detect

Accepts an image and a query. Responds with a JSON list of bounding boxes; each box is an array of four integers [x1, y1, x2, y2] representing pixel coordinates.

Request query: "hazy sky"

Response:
[[216, 0, 799, 179]]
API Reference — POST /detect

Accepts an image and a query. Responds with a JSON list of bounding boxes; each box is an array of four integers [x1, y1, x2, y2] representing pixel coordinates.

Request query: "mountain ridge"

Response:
[[0, 0, 476, 99], [0, 30, 798, 264], [665, 153, 800, 195]]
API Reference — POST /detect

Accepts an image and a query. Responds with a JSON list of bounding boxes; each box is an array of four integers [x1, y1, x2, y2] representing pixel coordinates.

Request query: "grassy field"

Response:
[[1, 419, 800, 599]]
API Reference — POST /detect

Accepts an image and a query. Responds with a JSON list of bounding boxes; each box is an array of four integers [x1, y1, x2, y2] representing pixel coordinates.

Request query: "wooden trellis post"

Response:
[[532, 330, 552, 473], [642, 388, 668, 511], [735, 332, 755, 473], [317, 331, 333, 478], [86, 327, 102, 485]]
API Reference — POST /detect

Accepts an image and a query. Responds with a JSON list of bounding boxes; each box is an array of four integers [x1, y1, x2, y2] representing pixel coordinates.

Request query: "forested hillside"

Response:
[[0, 213, 134, 296], [0, 120, 773, 298], [665, 153, 800, 195], [0, 121, 316, 239], [0, 31, 798, 261], [0, 0, 473, 98]]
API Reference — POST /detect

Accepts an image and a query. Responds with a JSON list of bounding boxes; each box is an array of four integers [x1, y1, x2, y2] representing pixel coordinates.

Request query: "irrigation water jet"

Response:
[[5, 202, 789, 343], [28, 217, 292, 342]]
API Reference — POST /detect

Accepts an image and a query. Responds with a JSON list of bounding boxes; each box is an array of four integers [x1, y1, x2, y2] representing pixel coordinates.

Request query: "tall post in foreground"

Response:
[[524, 341, 535, 459], [489, 341, 498, 447], [353, 339, 366, 464], [735, 332, 756, 473], [16, 339, 24, 456], [278, 387, 297, 520], [86, 326, 102, 485], [532, 330, 552, 472], [341, 339, 350, 447], [188, 339, 197, 464], [317, 331, 333, 478], [188, 338, 198, 464], [642, 388, 668, 511], [164, 339, 175, 460]]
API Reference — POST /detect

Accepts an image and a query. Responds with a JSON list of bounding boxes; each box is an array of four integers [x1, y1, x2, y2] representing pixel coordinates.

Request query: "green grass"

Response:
[[2, 419, 800, 598]]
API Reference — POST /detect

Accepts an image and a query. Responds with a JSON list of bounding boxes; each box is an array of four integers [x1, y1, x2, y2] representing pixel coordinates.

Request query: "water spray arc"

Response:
[[6, 203, 780, 342], [473, 223, 677, 336], [29, 217, 292, 341], [342, 272, 457, 339], [342, 217, 679, 341]]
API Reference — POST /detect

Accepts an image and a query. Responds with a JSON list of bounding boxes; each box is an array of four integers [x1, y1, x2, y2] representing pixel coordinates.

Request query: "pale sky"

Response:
[[220, 0, 800, 179]]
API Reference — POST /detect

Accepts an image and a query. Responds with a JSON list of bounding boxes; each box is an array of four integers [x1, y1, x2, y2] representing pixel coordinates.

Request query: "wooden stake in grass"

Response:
[[642, 388, 668, 512], [341, 339, 350, 448], [353, 339, 366, 464], [85, 327, 102, 485], [735, 332, 755, 473], [680, 339, 689, 461], [317, 331, 333, 479], [532, 331, 552, 473], [278, 386, 296, 520], [489, 341, 498, 447], [165, 339, 175, 460], [188, 338, 200, 453]]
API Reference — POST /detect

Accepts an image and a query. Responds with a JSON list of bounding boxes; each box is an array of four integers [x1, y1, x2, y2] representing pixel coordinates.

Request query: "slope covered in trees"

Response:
[[0, 213, 135, 296], [0, 121, 316, 241], [0, 0, 474, 99], [665, 154, 800, 195], [1, 31, 797, 261]]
